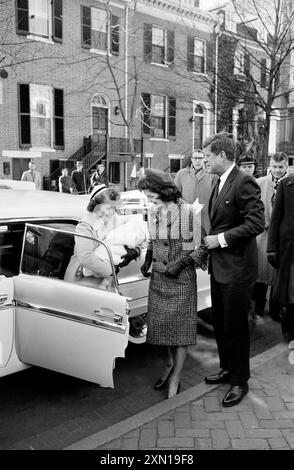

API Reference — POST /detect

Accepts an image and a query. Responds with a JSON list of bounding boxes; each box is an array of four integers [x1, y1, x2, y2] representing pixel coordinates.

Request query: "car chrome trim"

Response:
[[0, 303, 14, 310], [14, 300, 127, 334]]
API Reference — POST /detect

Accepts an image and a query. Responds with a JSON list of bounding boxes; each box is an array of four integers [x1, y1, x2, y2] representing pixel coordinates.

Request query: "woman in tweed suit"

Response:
[[138, 169, 208, 398]]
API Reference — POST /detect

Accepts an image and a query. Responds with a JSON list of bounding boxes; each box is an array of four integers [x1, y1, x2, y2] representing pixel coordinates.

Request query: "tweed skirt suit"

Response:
[[146, 200, 207, 346]]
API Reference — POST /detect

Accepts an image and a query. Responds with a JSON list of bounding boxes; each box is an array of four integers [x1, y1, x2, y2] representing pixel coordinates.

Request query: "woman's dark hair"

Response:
[[87, 185, 119, 212], [138, 176, 181, 202]]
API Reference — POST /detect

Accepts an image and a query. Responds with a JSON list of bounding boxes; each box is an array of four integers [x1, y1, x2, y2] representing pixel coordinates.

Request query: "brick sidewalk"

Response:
[[66, 343, 294, 450]]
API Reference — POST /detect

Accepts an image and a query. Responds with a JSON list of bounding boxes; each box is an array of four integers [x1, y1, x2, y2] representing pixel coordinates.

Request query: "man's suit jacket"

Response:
[[208, 165, 265, 284]]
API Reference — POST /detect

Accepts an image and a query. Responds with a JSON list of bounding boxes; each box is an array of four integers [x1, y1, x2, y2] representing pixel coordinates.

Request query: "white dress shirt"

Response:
[[217, 163, 235, 248]]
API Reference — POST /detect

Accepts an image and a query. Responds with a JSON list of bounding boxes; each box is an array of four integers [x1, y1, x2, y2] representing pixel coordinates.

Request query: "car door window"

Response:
[[0, 220, 78, 278], [0, 223, 24, 277], [21, 224, 118, 292]]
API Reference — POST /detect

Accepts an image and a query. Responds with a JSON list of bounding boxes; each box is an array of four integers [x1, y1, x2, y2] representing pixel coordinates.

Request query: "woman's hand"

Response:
[[117, 246, 139, 269], [164, 256, 194, 278], [141, 250, 153, 277]]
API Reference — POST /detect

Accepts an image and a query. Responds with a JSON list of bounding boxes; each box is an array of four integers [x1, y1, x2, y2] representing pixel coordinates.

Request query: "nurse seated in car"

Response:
[[64, 184, 145, 288]]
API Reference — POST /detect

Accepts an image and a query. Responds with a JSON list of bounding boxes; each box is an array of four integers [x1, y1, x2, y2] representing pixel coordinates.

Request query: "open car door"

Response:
[[0, 277, 14, 371], [13, 224, 129, 388]]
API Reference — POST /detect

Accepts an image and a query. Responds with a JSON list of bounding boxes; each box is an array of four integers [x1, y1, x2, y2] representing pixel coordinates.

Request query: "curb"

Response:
[[64, 343, 287, 450]]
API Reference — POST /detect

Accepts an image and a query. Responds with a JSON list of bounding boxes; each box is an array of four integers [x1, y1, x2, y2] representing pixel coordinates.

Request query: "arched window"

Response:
[[91, 94, 109, 108]]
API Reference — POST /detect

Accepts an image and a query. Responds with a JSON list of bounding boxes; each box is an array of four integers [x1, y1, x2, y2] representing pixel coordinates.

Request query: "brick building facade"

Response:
[[0, 0, 216, 190]]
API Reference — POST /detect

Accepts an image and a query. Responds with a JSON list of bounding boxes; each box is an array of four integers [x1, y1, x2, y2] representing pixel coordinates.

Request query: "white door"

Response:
[[0, 277, 14, 368], [14, 224, 129, 388]]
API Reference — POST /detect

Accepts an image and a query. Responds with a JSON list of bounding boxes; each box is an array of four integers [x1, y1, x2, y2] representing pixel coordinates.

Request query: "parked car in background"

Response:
[[0, 189, 211, 387], [0, 179, 36, 190]]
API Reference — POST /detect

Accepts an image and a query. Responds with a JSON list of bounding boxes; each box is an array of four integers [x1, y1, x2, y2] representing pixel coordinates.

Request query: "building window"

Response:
[[143, 24, 174, 66], [169, 158, 181, 174], [141, 94, 176, 139], [152, 27, 166, 64], [18, 83, 64, 149], [16, 0, 63, 42], [81, 6, 119, 55], [187, 36, 206, 73], [150, 95, 166, 138]]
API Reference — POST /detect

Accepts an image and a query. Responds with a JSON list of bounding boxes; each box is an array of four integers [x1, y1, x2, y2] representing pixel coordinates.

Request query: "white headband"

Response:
[[90, 184, 108, 199]]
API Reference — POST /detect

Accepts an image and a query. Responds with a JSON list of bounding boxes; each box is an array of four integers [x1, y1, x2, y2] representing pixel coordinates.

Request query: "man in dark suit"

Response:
[[71, 161, 90, 194], [202, 133, 265, 407]]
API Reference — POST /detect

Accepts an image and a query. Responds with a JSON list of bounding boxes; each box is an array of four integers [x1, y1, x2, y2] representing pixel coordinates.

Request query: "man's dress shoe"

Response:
[[205, 370, 230, 385], [222, 384, 249, 407]]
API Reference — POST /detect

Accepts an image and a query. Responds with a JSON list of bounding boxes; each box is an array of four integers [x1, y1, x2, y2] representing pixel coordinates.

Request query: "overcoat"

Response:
[[175, 166, 216, 234], [255, 175, 276, 284], [146, 200, 207, 346], [267, 174, 294, 304]]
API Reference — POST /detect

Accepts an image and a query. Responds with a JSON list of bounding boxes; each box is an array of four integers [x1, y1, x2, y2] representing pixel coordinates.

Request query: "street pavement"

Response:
[[1, 315, 287, 450], [66, 336, 294, 451]]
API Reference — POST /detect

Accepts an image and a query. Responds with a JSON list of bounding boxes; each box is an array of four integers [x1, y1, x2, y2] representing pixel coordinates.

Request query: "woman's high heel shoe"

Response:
[[153, 366, 173, 391], [167, 378, 181, 399]]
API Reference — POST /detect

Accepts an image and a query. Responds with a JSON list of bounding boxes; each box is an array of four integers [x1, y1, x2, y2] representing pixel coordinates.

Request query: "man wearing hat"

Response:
[[71, 161, 90, 194], [236, 154, 257, 178]]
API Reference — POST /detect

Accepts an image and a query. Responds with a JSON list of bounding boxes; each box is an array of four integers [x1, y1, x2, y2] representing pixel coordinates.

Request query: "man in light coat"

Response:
[[21, 161, 42, 190], [175, 150, 216, 234]]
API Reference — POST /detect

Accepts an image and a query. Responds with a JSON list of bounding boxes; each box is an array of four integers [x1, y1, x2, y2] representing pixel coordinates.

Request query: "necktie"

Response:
[[210, 177, 220, 215], [212, 177, 220, 202], [271, 178, 280, 206]]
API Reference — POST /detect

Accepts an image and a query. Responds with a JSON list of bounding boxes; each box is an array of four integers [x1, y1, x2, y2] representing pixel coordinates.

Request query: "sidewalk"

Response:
[[66, 343, 294, 450]]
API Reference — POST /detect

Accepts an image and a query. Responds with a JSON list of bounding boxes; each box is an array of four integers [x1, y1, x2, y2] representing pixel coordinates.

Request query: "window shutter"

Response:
[[167, 30, 175, 65], [110, 14, 119, 55], [143, 24, 152, 62], [260, 58, 267, 87], [16, 0, 29, 35], [168, 97, 176, 137], [187, 36, 194, 71], [244, 53, 250, 77], [206, 38, 214, 74], [142, 93, 151, 134], [18, 83, 31, 146], [54, 88, 64, 148], [52, 0, 63, 42], [81, 5, 91, 48]]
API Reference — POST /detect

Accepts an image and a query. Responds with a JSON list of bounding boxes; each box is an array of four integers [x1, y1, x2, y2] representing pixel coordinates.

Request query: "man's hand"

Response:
[[204, 235, 220, 250], [267, 252, 279, 269]]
